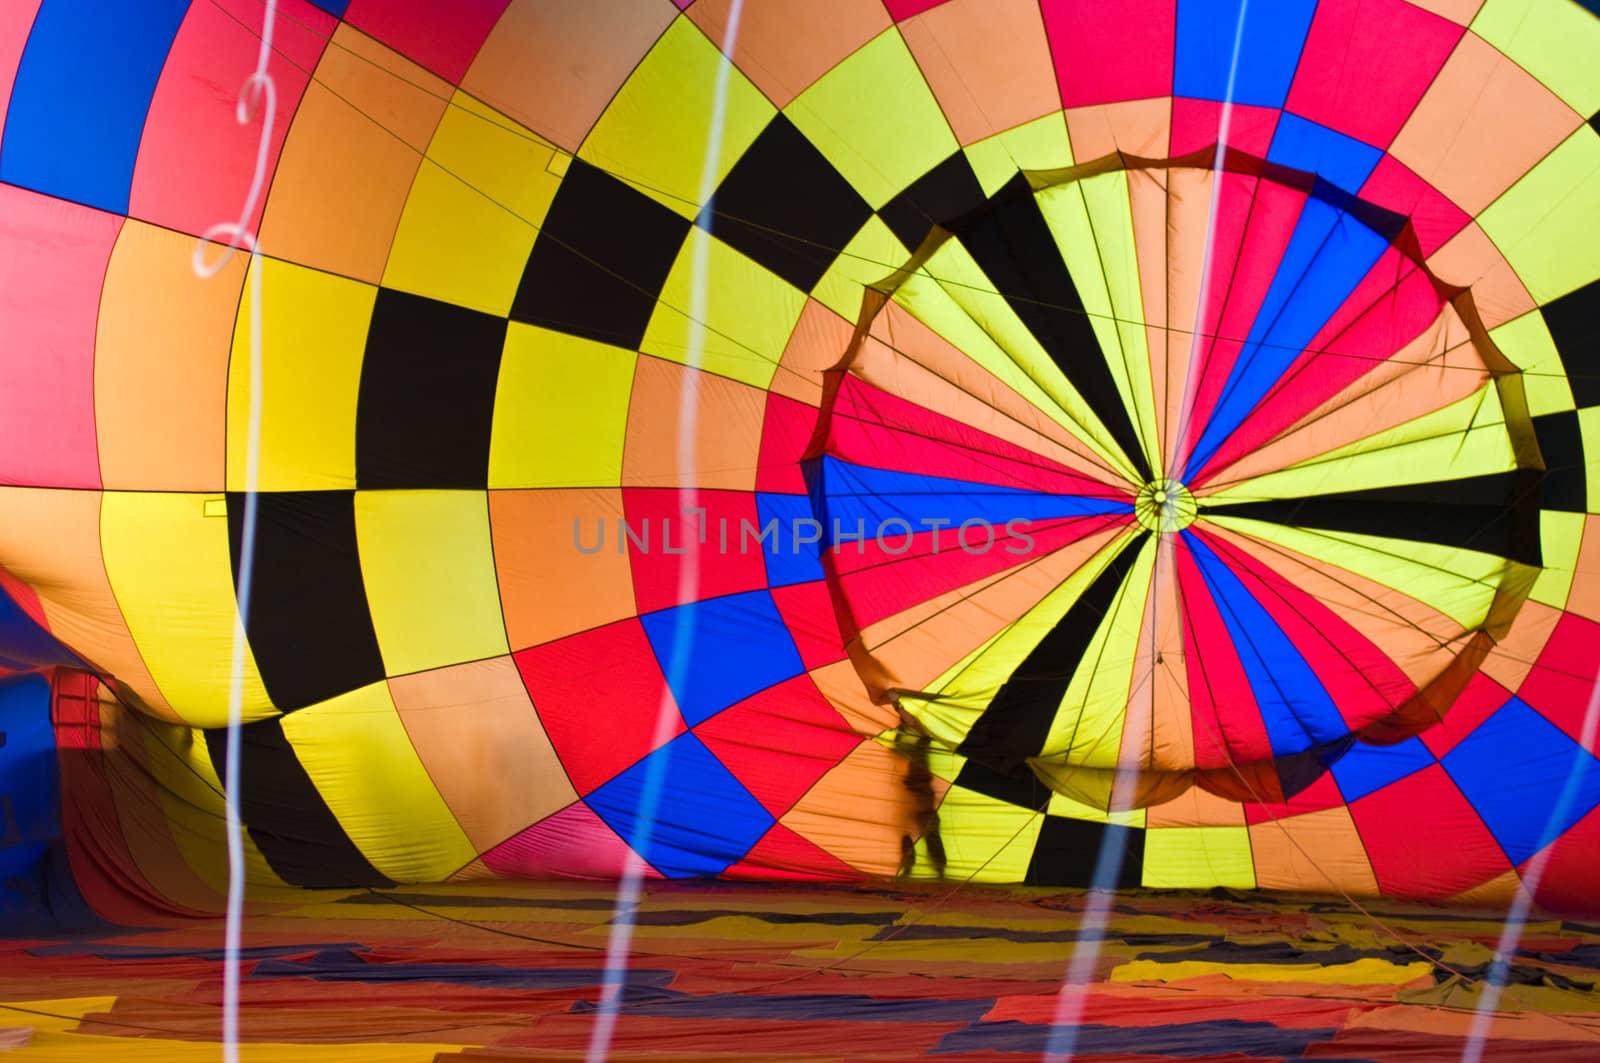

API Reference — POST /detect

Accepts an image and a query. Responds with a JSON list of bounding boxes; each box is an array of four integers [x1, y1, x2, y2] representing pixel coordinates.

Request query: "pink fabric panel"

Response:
[[1169, 97, 1280, 157], [1178, 177, 1308, 470], [1360, 154, 1471, 258], [0, 1, 42, 144], [129, 0, 331, 238], [1042, 0, 1176, 108], [0, 184, 120, 489], [1191, 248, 1444, 483], [482, 802, 653, 879], [344, 0, 513, 83], [1285, 0, 1464, 149]]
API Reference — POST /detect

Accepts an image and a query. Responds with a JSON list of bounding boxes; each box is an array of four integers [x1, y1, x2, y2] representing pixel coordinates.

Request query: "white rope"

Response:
[[189, 4, 277, 1060]]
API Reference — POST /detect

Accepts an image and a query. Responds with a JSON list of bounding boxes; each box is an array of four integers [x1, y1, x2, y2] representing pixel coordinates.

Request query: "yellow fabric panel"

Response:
[[99, 492, 273, 723], [811, 214, 910, 320], [1203, 385, 1517, 503], [354, 490, 509, 675], [1038, 174, 1161, 477], [964, 112, 1075, 196], [4, 1030, 462, 1062], [914, 240, 1140, 480], [1040, 536, 1154, 767], [1533, 510, 1585, 609], [902, 529, 1137, 749], [383, 93, 564, 316], [1140, 826, 1256, 889], [641, 232, 806, 389], [1471, 0, 1600, 115], [577, 16, 773, 218], [1047, 789, 1146, 828], [909, 784, 1042, 883], [0, 998, 117, 1033], [226, 259, 374, 492], [1479, 129, 1600, 304], [1206, 516, 1511, 631], [281, 681, 478, 883], [1111, 957, 1433, 986], [489, 324, 637, 488], [137, 717, 294, 898], [1490, 310, 1574, 417], [785, 28, 959, 209]]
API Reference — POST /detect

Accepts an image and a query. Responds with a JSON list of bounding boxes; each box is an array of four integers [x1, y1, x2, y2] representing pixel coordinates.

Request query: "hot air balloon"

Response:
[[4, 1, 1600, 1058]]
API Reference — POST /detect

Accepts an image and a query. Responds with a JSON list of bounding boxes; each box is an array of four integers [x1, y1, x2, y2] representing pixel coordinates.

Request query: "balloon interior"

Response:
[[3, 1, 1600, 1059]]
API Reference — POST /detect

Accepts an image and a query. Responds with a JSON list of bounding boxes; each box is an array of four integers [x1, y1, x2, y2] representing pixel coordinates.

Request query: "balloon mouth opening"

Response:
[[1134, 478, 1196, 533]]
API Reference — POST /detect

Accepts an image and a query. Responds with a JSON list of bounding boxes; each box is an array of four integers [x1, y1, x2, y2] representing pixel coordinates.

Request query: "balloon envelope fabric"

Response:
[[1, 0, 1600, 915]]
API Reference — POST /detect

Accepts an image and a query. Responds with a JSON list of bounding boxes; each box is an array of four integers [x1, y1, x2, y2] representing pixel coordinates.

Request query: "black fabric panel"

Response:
[[511, 158, 690, 347], [958, 532, 1150, 770], [700, 114, 871, 292], [228, 491, 385, 711], [1534, 410, 1587, 513], [1025, 815, 1144, 888], [204, 720, 392, 888], [955, 174, 1153, 482], [1590, 110, 1600, 139], [356, 289, 506, 489], [952, 758, 1054, 811], [1541, 277, 1600, 407], [878, 151, 988, 253], [1203, 471, 1542, 567]]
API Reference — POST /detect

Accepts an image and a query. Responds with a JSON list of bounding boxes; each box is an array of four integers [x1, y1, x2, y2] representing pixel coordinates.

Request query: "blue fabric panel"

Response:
[[1442, 699, 1600, 865], [932, 1018, 1338, 1056], [251, 948, 676, 989], [574, 986, 996, 1023], [0, 0, 191, 213], [1182, 532, 1348, 756], [587, 733, 775, 877], [756, 493, 827, 587], [307, 0, 350, 15], [640, 589, 805, 726], [1268, 112, 1384, 194], [817, 457, 1132, 544], [1184, 198, 1389, 476], [0, 582, 84, 671], [0, 674, 61, 922], [1331, 737, 1436, 803], [1174, 0, 1319, 108]]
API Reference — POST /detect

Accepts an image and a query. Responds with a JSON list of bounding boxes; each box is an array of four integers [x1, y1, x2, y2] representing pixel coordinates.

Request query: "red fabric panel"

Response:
[[1348, 763, 1509, 899], [623, 488, 766, 614], [343, 0, 512, 83], [756, 393, 816, 494], [831, 376, 1130, 496], [128, 0, 330, 236], [513, 618, 685, 794], [1527, 801, 1600, 916], [769, 580, 849, 670], [0, 562, 49, 631], [1176, 537, 1273, 771], [832, 514, 1124, 632], [696, 674, 859, 817], [1418, 672, 1510, 759], [1041, 0, 1176, 109], [884, 0, 954, 19], [1243, 770, 1347, 825], [1284, 0, 1464, 150], [1196, 528, 1417, 733], [988, 987, 1366, 1028], [0, 184, 119, 489], [724, 821, 864, 881], [1515, 613, 1600, 754]]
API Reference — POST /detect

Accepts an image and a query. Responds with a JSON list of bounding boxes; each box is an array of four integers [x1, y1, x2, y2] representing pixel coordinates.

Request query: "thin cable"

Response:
[[1460, 668, 1600, 1063], [190, 4, 277, 1061], [584, 5, 744, 1060]]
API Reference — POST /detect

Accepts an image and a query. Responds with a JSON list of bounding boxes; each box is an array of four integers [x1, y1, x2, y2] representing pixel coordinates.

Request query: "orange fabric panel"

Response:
[[488, 487, 636, 651]]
